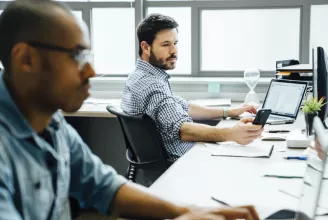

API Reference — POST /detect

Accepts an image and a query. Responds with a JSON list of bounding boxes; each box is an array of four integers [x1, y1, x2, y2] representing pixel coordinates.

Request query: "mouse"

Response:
[[266, 209, 296, 219]]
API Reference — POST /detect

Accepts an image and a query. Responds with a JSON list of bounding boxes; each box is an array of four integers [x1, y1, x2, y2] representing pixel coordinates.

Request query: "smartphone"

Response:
[[252, 109, 272, 127]]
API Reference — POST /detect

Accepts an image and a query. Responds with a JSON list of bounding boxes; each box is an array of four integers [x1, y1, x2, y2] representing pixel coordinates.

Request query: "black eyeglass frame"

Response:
[[27, 42, 94, 70]]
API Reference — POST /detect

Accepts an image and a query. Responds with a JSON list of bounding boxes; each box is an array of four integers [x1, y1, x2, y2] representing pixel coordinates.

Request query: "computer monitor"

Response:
[[296, 117, 328, 220], [312, 47, 328, 126]]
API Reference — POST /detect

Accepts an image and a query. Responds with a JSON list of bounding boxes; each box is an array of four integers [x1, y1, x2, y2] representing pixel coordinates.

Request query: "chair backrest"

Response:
[[107, 105, 169, 170]]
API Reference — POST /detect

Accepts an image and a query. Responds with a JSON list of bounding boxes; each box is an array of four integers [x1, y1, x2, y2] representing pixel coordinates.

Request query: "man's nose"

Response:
[[81, 63, 96, 79], [170, 44, 177, 54]]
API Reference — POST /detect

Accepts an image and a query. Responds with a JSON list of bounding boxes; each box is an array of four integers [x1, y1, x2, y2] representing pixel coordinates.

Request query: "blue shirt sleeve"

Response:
[[0, 140, 23, 220], [64, 123, 127, 214]]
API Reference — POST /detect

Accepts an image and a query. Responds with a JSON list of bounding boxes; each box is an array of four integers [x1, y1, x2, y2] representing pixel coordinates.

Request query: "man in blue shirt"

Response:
[[122, 14, 263, 160], [0, 1, 259, 220]]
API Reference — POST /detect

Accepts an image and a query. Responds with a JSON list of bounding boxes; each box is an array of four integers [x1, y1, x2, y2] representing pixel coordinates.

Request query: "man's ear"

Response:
[[140, 41, 150, 56], [11, 43, 38, 73]]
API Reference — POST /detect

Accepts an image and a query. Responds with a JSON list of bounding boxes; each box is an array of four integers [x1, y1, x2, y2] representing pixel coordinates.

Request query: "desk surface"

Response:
[[62, 98, 233, 118], [63, 103, 116, 118], [63, 98, 121, 118], [149, 115, 328, 219]]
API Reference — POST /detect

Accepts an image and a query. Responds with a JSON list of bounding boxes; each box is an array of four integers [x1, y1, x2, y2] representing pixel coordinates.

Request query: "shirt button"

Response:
[[34, 182, 41, 189]]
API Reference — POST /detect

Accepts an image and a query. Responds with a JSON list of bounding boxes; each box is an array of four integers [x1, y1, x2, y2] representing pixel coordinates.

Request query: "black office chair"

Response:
[[106, 105, 173, 186]]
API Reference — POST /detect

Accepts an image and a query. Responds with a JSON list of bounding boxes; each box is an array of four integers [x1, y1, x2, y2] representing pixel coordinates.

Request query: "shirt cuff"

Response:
[[94, 175, 127, 214], [173, 116, 193, 140]]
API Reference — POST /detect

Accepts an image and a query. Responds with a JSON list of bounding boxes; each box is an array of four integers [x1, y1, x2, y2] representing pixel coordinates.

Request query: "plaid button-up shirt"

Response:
[[121, 59, 195, 160]]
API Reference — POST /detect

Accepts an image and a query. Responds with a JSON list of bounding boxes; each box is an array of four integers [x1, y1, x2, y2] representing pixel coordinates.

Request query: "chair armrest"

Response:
[[166, 159, 174, 167], [126, 150, 160, 169]]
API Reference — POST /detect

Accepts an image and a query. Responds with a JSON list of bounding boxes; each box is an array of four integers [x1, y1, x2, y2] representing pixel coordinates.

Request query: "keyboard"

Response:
[[268, 115, 287, 121]]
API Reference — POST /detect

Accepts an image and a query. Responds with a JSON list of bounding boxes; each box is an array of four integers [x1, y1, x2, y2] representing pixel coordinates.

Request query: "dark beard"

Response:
[[149, 50, 177, 70]]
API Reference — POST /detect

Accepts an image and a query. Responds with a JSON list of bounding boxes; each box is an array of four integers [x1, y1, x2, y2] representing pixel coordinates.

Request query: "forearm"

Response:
[[188, 103, 224, 120], [180, 122, 232, 142], [111, 182, 189, 219]]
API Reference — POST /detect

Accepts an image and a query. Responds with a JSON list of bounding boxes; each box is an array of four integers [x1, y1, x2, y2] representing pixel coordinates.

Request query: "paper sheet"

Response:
[[263, 162, 306, 179], [263, 161, 328, 179], [206, 141, 274, 158]]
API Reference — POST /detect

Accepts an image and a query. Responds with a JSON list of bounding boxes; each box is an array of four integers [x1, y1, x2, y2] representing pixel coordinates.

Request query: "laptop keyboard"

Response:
[[268, 115, 286, 121]]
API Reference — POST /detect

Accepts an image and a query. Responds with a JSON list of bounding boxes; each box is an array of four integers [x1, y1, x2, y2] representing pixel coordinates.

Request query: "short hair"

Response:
[[0, 0, 73, 71], [137, 13, 178, 57]]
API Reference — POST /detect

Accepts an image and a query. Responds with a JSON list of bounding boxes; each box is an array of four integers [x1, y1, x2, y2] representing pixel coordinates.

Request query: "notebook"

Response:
[[206, 141, 274, 158]]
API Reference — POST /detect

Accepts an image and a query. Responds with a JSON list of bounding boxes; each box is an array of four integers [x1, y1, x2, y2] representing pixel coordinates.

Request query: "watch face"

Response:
[[223, 108, 228, 118]]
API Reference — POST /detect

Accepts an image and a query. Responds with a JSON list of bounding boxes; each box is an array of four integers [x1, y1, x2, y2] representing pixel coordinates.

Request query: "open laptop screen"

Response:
[[262, 80, 307, 118]]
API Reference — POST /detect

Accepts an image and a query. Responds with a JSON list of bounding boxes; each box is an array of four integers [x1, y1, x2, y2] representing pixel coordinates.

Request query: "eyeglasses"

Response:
[[27, 42, 94, 70]]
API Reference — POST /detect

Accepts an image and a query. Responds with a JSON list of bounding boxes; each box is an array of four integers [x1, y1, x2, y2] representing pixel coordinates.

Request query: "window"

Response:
[[310, 5, 328, 62], [0, 1, 322, 77], [89, 0, 134, 2], [201, 8, 301, 71], [72, 11, 82, 19], [92, 8, 135, 74], [56, 0, 134, 2], [147, 7, 191, 74]]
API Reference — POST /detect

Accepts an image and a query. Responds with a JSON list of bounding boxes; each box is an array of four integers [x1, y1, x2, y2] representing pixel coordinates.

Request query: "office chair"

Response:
[[106, 105, 173, 186]]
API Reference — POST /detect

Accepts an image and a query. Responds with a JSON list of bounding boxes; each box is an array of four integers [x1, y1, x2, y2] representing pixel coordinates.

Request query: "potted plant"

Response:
[[302, 97, 326, 136]]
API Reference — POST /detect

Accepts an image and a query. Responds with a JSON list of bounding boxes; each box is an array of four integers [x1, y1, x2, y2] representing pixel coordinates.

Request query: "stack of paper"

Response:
[[206, 141, 274, 158]]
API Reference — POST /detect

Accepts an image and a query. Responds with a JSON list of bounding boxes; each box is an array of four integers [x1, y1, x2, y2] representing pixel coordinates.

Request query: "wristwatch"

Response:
[[222, 108, 228, 119]]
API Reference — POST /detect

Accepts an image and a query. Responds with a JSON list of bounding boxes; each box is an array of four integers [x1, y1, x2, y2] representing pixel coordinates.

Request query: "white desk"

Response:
[[63, 100, 328, 218], [63, 103, 115, 118], [62, 99, 121, 118], [62, 98, 232, 118], [148, 114, 328, 219]]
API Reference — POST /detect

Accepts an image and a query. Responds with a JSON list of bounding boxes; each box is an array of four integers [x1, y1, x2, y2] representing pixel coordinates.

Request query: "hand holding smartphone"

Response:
[[252, 109, 272, 127]]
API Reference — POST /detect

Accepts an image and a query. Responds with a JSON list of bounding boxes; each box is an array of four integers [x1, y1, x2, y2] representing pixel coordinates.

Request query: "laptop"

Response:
[[262, 79, 308, 124], [266, 116, 328, 220]]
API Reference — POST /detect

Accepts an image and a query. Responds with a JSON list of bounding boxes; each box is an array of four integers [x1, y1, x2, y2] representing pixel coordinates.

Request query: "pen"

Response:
[[278, 189, 300, 199], [268, 130, 290, 133], [284, 156, 308, 160], [269, 121, 293, 125], [210, 196, 231, 206]]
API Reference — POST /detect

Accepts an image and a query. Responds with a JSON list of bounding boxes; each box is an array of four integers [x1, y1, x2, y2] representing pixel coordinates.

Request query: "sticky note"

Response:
[[208, 82, 220, 93]]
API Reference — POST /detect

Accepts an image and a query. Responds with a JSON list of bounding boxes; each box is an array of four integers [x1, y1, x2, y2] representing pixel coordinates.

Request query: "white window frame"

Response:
[[0, 0, 326, 77]]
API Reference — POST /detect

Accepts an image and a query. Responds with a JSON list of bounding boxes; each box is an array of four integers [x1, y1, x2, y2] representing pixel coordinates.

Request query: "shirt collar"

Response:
[[136, 59, 171, 80], [0, 72, 61, 139]]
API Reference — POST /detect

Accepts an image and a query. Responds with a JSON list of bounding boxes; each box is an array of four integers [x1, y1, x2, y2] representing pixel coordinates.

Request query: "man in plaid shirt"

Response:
[[122, 13, 263, 161]]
